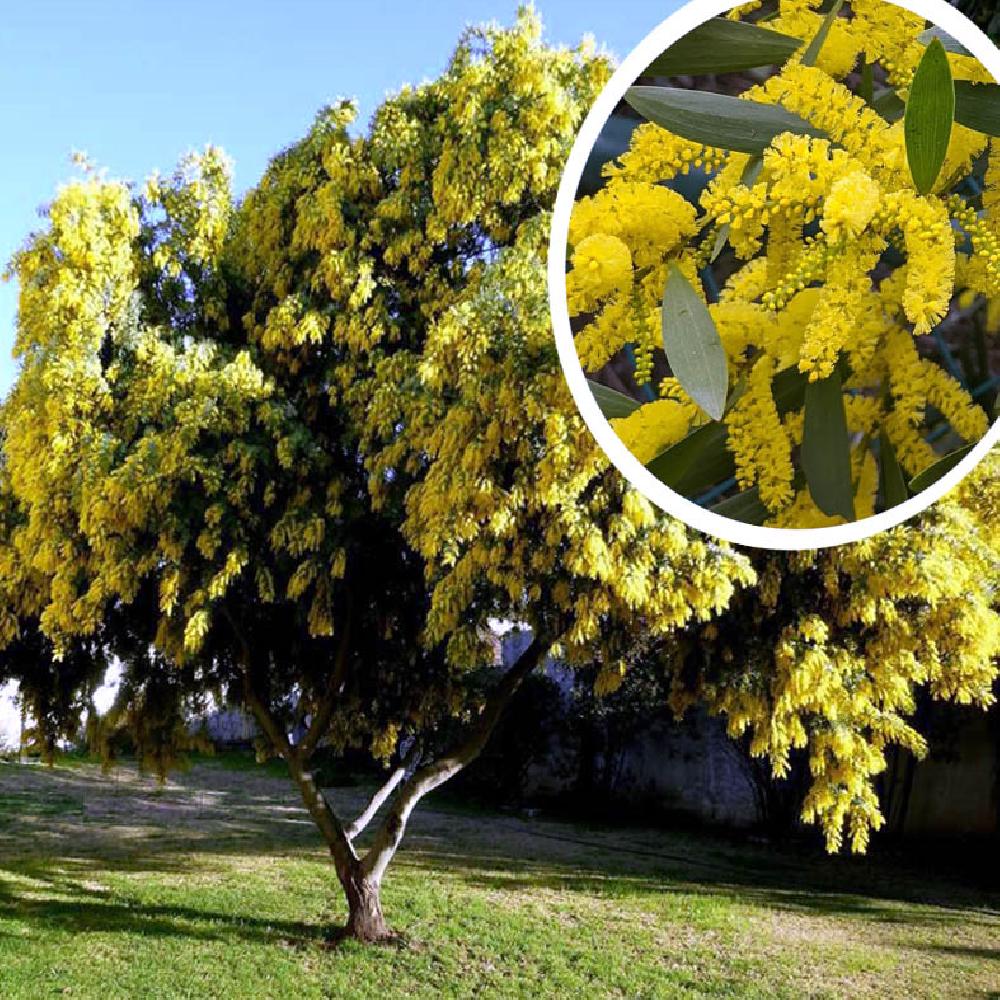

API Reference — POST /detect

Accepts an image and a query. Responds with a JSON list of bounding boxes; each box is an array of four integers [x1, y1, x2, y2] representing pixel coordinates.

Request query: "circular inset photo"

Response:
[[550, 0, 1000, 549]]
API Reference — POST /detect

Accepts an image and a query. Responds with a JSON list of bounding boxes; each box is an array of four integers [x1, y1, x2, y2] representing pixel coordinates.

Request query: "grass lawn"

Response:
[[0, 756, 997, 999]]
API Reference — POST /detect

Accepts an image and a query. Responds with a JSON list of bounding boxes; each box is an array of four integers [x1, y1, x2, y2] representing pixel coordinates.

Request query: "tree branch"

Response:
[[242, 670, 296, 763], [362, 634, 547, 883], [345, 741, 421, 841], [300, 592, 354, 758], [228, 606, 359, 872], [223, 605, 297, 764]]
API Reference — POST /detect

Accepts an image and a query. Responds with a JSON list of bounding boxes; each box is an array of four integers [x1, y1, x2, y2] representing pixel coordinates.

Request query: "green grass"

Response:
[[0, 758, 998, 998]]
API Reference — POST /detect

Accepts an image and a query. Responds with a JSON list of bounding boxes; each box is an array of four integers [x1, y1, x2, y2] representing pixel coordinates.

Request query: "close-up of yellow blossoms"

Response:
[[567, 0, 999, 528]]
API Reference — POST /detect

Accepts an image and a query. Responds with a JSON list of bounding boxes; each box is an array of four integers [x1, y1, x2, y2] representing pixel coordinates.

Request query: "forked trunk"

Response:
[[340, 866, 390, 943], [239, 628, 549, 946]]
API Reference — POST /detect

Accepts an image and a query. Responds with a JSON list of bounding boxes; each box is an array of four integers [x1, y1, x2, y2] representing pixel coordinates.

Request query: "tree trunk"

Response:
[[237, 625, 551, 945], [339, 865, 390, 943]]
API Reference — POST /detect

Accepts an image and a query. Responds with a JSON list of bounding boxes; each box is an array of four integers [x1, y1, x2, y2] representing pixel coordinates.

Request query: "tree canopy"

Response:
[[0, 12, 749, 940]]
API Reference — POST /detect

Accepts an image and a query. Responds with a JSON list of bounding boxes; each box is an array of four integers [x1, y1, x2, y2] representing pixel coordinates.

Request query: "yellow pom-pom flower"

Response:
[[566, 233, 633, 313]]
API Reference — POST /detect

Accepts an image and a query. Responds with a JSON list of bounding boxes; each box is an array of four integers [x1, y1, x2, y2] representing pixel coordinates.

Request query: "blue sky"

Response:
[[0, 0, 680, 396]]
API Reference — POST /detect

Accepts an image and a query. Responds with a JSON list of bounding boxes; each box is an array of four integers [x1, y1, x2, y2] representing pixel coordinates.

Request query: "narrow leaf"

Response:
[[801, 0, 845, 68], [801, 369, 855, 520], [771, 356, 850, 416], [646, 423, 735, 496], [723, 374, 749, 414], [626, 86, 826, 155], [878, 429, 909, 509], [645, 360, 848, 498], [860, 61, 874, 106], [908, 443, 976, 494], [710, 486, 770, 525], [872, 88, 906, 122], [661, 265, 729, 421], [710, 225, 731, 265], [645, 18, 803, 77], [954, 81, 1000, 137], [904, 38, 955, 194], [588, 379, 641, 420], [917, 26, 973, 56]]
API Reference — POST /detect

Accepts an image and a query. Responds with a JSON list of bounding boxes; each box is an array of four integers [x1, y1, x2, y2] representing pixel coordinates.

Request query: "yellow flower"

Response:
[[726, 356, 795, 513], [610, 398, 693, 464], [566, 233, 632, 313], [822, 170, 880, 243]]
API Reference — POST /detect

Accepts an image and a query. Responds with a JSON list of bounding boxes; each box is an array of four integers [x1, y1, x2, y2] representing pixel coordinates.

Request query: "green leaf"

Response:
[[878, 429, 909, 509], [770, 366, 809, 415], [626, 86, 826, 155], [904, 38, 955, 194], [710, 225, 731, 265], [954, 81, 1000, 137], [908, 443, 976, 494], [860, 61, 875, 106], [588, 379, 641, 420], [661, 265, 729, 421], [644, 17, 803, 77], [917, 26, 973, 56], [801, 0, 845, 68], [801, 369, 855, 520], [771, 356, 850, 416], [872, 88, 906, 122], [723, 374, 749, 414], [710, 486, 770, 525], [645, 360, 849, 499], [646, 422, 735, 496]]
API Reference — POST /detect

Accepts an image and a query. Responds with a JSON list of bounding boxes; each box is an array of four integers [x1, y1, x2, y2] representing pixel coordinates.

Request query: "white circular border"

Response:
[[550, 0, 1000, 550]]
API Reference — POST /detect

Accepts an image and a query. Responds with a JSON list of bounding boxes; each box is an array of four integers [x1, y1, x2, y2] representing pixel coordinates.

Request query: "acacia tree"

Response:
[[0, 12, 750, 942], [3, 8, 996, 947]]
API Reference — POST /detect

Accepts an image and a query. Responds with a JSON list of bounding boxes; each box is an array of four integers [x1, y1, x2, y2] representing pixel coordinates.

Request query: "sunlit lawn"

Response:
[[0, 755, 997, 998]]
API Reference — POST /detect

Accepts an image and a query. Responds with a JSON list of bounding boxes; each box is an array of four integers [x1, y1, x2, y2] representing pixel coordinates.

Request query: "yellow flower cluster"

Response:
[[610, 398, 694, 464], [569, 180, 697, 268], [672, 450, 1000, 851], [821, 170, 881, 244], [568, 1, 997, 524], [726, 356, 795, 510], [566, 233, 632, 313], [606, 123, 726, 185]]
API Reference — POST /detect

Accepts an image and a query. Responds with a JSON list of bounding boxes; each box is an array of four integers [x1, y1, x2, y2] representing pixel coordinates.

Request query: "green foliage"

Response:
[[905, 38, 955, 194], [801, 369, 855, 520], [625, 86, 826, 155], [587, 379, 640, 419], [660, 264, 728, 421], [907, 443, 976, 493], [643, 17, 802, 77]]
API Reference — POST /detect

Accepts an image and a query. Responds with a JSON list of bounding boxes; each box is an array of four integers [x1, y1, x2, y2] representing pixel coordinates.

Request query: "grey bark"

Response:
[[236, 613, 548, 942]]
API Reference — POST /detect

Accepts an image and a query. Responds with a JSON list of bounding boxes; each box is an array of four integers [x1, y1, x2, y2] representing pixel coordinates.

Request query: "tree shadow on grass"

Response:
[[396, 822, 1000, 935], [922, 944, 1000, 962], [1, 759, 998, 951], [0, 856, 327, 947], [0, 894, 326, 948]]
